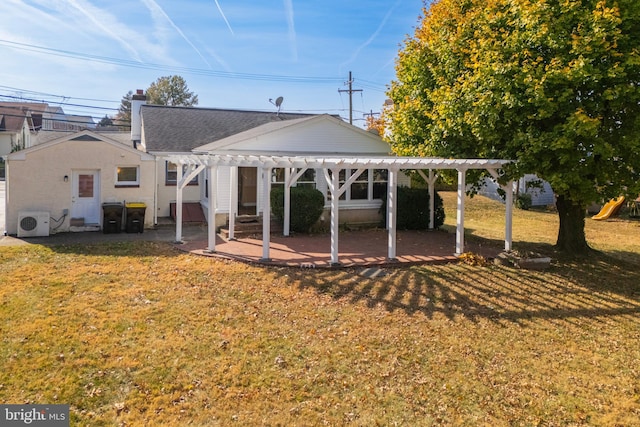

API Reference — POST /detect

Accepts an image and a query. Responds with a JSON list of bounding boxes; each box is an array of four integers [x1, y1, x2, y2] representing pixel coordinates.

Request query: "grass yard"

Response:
[[0, 193, 639, 426]]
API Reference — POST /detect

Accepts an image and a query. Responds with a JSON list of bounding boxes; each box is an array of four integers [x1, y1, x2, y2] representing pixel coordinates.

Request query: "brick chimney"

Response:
[[130, 89, 146, 148]]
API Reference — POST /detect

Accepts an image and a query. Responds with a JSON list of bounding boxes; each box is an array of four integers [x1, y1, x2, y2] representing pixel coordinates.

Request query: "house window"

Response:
[[79, 174, 95, 196], [166, 162, 198, 186], [372, 169, 388, 199], [350, 169, 369, 200], [271, 168, 316, 190], [327, 168, 388, 202], [116, 166, 139, 187]]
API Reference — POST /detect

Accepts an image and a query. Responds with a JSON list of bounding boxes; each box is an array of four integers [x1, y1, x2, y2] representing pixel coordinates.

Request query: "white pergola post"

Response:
[[456, 168, 466, 256], [418, 169, 439, 230], [206, 165, 217, 253], [284, 168, 291, 236], [487, 169, 515, 253], [329, 167, 340, 266], [428, 170, 437, 230], [175, 165, 184, 243], [228, 166, 238, 240], [504, 180, 514, 251], [387, 168, 398, 260], [261, 166, 272, 261]]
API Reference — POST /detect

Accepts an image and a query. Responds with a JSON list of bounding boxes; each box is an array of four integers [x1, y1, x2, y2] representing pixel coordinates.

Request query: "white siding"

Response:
[[479, 175, 555, 206], [220, 118, 391, 155]]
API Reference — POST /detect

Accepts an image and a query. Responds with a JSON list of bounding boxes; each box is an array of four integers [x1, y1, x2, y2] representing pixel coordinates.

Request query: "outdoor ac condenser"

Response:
[[17, 211, 50, 237]]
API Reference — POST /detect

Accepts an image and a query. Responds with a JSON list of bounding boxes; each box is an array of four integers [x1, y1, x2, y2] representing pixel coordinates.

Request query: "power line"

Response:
[[0, 94, 118, 112], [0, 85, 119, 105], [0, 39, 345, 85]]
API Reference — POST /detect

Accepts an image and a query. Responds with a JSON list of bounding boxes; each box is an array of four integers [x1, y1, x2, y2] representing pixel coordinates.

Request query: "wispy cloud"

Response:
[[141, 0, 212, 68], [67, 0, 143, 61], [283, 0, 297, 62], [213, 0, 235, 35], [340, 0, 401, 72]]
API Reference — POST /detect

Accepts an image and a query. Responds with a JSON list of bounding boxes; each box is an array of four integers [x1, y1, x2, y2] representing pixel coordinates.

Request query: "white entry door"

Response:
[[71, 170, 100, 224]]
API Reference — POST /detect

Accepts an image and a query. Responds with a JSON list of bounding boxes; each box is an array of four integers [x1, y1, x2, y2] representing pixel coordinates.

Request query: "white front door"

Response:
[[71, 170, 100, 224]]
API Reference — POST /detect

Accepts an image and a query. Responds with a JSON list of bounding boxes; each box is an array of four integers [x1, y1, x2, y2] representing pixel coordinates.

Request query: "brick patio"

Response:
[[178, 229, 503, 268]]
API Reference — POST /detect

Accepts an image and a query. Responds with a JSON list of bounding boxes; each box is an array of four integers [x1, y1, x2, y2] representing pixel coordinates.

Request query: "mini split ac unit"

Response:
[[17, 211, 50, 237]]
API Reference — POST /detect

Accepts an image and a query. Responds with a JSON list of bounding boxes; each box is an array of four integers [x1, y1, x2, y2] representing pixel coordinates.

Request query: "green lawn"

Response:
[[0, 194, 639, 426]]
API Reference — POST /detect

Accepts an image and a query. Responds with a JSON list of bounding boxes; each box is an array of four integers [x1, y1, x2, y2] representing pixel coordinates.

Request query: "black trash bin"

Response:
[[125, 202, 146, 233], [102, 202, 123, 234]]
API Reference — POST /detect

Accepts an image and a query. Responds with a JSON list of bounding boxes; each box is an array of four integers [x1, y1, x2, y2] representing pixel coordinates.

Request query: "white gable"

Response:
[[195, 115, 391, 156]]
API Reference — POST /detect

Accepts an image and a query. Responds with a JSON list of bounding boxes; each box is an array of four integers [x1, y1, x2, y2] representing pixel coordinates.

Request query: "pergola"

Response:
[[165, 153, 514, 265]]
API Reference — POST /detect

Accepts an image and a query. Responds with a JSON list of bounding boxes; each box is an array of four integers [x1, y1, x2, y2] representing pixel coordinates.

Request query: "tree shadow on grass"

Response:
[[290, 250, 640, 327]]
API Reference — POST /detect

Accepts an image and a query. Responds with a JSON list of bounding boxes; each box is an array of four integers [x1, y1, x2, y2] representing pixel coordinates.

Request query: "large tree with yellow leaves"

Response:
[[387, 0, 640, 253]]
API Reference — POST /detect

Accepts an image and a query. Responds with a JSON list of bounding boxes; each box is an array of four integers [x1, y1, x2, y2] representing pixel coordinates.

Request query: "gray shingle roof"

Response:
[[141, 104, 317, 153], [0, 106, 30, 132]]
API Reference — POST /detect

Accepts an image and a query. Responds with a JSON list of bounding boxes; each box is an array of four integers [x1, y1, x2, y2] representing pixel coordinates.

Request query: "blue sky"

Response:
[[0, 0, 425, 127]]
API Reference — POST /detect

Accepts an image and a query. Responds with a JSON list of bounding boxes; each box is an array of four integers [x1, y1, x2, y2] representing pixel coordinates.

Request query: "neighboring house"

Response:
[[4, 130, 155, 236], [0, 106, 35, 154], [65, 114, 97, 130], [0, 102, 94, 134], [480, 174, 555, 207], [0, 106, 36, 180]]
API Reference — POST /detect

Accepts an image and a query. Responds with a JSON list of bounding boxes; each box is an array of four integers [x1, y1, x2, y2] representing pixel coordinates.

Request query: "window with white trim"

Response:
[[166, 162, 198, 186], [115, 166, 139, 187], [327, 168, 388, 202], [271, 168, 316, 191]]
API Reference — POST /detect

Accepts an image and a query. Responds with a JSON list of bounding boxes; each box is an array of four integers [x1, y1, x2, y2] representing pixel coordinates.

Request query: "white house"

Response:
[[137, 103, 408, 229], [0, 106, 35, 156], [479, 174, 555, 207], [3, 93, 515, 260]]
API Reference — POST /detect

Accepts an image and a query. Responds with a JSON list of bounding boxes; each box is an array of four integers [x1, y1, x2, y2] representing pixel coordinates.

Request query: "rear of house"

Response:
[[139, 104, 407, 230], [5, 131, 155, 236]]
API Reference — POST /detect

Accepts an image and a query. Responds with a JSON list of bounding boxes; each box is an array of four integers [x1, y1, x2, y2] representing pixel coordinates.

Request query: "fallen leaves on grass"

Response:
[[0, 241, 639, 425]]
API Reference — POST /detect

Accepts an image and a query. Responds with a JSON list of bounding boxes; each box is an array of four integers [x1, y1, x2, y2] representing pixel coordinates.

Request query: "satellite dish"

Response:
[[269, 96, 284, 114]]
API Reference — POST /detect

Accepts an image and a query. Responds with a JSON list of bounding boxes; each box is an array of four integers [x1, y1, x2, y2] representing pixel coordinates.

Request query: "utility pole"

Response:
[[363, 110, 379, 120], [338, 71, 362, 125]]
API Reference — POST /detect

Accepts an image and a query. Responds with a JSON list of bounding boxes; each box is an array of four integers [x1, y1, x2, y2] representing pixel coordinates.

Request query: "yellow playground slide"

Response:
[[592, 196, 625, 220]]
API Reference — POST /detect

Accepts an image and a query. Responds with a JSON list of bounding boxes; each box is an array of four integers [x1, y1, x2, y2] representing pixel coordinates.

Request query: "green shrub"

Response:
[[516, 193, 533, 210], [381, 187, 445, 230], [271, 186, 325, 233]]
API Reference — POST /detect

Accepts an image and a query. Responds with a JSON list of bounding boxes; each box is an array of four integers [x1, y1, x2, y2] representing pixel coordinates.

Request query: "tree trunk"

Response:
[[555, 195, 591, 254]]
